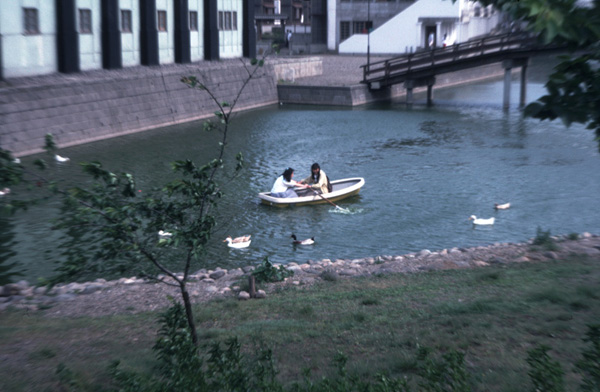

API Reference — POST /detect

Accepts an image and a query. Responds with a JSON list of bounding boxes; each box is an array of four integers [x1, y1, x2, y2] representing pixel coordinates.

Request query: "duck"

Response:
[[291, 234, 315, 245], [0, 187, 10, 196], [469, 215, 495, 225], [55, 154, 70, 163], [224, 235, 251, 248], [158, 230, 173, 238], [494, 202, 511, 210]]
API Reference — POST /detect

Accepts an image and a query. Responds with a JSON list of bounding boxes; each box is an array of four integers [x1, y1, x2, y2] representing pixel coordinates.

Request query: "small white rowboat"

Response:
[[259, 177, 365, 207]]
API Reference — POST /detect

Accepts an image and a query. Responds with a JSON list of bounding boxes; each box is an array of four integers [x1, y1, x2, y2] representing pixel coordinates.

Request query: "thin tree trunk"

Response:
[[180, 284, 199, 346]]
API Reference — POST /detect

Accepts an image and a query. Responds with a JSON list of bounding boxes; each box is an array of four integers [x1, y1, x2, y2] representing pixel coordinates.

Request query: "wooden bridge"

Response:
[[360, 32, 562, 109]]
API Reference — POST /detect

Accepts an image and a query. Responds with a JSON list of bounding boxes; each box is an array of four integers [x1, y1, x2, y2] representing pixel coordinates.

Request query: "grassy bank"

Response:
[[1, 254, 599, 391]]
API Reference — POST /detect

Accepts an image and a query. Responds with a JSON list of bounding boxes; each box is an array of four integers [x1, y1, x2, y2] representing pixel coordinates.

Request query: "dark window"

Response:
[[23, 8, 39, 34], [121, 10, 132, 33], [218, 11, 238, 31], [340, 21, 350, 41], [157, 10, 167, 31], [79, 9, 92, 34], [189, 11, 198, 31]]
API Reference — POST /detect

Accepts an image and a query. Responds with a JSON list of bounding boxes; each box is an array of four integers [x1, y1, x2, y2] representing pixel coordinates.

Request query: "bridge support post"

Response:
[[502, 60, 512, 111], [426, 77, 436, 107], [519, 59, 529, 108], [404, 80, 414, 105], [503, 58, 530, 111]]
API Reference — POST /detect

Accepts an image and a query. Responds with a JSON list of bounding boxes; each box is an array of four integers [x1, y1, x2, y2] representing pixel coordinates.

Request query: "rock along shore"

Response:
[[1, 233, 599, 317]]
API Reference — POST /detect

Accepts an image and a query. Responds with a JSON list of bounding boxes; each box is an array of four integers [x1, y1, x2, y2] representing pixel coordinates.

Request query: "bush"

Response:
[[252, 257, 294, 284]]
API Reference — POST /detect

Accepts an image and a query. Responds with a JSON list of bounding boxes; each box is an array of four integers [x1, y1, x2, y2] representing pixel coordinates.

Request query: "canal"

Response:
[[5, 55, 600, 281]]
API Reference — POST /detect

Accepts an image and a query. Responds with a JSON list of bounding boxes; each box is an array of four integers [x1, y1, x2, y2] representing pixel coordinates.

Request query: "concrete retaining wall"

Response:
[[0, 57, 323, 156], [278, 62, 508, 106]]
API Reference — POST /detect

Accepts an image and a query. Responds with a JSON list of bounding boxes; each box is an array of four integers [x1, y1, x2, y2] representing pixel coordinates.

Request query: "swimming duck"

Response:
[[224, 235, 251, 248], [469, 215, 495, 225], [158, 230, 173, 238], [291, 234, 315, 245], [494, 202, 511, 210], [55, 154, 70, 163], [0, 188, 10, 196]]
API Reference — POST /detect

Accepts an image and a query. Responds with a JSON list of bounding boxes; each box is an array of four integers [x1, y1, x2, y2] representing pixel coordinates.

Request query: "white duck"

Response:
[[469, 215, 495, 225], [494, 202, 511, 210], [158, 230, 173, 238], [0, 188, 10, 196], [224, 235, 252, 248], [291, 234, 315, 245], [55, 154, 70, 163]]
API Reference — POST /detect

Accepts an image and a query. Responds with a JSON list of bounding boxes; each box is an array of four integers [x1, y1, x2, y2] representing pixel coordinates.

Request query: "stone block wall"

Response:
[[0, 57, 323, 156], [278, 62, 507, 106]]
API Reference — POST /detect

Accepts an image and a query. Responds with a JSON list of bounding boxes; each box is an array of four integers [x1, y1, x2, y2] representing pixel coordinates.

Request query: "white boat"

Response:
[[259, 177, 365, 207]]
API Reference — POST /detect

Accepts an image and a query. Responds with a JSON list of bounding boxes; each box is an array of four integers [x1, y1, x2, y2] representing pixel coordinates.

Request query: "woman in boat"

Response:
[[300, 163, 330, 194], [270, 167, 307, 198]]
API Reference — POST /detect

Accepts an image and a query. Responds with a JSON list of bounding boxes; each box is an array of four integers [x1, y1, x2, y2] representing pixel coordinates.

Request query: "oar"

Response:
[[309, 188, 349, 212]]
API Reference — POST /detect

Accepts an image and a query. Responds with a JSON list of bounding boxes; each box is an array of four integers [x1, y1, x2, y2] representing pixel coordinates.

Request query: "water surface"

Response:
[[6, 55, 600, 281]]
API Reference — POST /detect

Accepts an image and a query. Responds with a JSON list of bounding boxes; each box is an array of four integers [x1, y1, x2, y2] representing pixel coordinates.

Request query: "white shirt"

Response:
[[271, 175, 296, 193]]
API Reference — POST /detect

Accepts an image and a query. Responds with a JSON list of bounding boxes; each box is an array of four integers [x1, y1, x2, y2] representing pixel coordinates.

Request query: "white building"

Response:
[[336, 0, 501, 55], [0, 0, 252, 79]]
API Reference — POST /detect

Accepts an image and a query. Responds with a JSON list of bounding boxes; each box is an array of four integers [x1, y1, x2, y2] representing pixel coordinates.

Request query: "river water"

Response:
[[5, 55, 600, 281]]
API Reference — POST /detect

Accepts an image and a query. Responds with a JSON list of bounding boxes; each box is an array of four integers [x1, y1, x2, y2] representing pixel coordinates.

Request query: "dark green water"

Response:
[[5, 56, 600, 281]]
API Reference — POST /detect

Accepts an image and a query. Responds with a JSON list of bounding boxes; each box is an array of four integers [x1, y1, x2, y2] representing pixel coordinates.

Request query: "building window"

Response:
[[79, 9, 92, 34], [340, 21, 350, 41], [121, 10, 132, 33], [189, 11, 198, 31], [157, 10, 167, 31], [23, 8, 39, 35], [353, 21, 369, 34], [218, 11, 238, 31]]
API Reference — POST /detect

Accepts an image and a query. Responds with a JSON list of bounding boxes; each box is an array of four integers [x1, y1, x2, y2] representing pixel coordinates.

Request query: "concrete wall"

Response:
[[0, 57, 323, 156], [189, 0, 205, 61], [157, 0, 176, 64], [0, 1, 58, 78], [77, 0, 103, 70], [278, 62, 507, 106], [218, 0, 243, 58]]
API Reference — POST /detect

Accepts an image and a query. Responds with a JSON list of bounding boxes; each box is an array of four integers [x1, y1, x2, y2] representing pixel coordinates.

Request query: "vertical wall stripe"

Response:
[[243, 0, 256, 59], [140, 0, 160, 65], [174, 0, 191, 63], [102, 0, 123, 69], [204, 0, 219, 60], [56, 0, 80, 73]]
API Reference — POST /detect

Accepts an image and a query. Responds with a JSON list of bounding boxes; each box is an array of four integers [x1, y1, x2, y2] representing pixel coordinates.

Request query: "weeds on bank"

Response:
[[53, 302, 600, 392], [252, 257, 294, 283], [532, 227, 559, 251]]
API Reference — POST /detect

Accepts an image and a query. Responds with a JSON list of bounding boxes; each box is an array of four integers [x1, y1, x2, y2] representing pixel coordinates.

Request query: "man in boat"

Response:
[[270, 167, 309, 198], [300, 163, 331, 194]]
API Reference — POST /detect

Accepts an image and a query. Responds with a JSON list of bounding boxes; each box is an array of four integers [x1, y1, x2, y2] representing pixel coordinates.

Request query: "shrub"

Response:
[[252, 257, 294, 284]]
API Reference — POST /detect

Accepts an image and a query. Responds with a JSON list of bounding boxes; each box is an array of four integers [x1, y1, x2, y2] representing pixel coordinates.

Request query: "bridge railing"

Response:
[[361, 32, 539, 84]]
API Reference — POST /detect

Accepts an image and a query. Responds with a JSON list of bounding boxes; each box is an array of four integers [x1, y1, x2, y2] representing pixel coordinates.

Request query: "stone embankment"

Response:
[[1, 233, 599, 317]]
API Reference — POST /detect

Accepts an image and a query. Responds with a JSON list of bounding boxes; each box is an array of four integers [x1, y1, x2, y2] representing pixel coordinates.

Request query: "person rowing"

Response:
[[299, 163, 331, 194], [270, 167, 309, 198]]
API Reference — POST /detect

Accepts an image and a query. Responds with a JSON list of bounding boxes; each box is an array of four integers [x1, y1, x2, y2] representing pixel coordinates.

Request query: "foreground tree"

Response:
[[50, 54, 271, 345], [478, 0, 600, 150]]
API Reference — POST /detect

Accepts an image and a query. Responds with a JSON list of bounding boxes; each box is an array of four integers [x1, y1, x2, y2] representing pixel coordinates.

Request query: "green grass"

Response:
[[1, 255, 599, 391]]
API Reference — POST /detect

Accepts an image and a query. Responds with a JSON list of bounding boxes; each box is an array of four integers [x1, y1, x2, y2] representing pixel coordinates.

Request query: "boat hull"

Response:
[[258, 177, 364, 207]]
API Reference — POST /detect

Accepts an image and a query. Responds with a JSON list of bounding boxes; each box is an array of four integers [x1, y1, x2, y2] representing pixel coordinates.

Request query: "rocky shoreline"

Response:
[[1, 233, 599, 317]]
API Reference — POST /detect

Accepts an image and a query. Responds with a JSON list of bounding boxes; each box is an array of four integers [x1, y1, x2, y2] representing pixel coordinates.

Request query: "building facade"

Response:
[[0, 0, 256, 80], [336, 0, 503, 54], [254, 0, 327, 54]]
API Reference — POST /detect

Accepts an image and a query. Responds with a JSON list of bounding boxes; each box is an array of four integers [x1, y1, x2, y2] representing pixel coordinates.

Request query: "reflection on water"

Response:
[[6, 55, 600, 281]]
